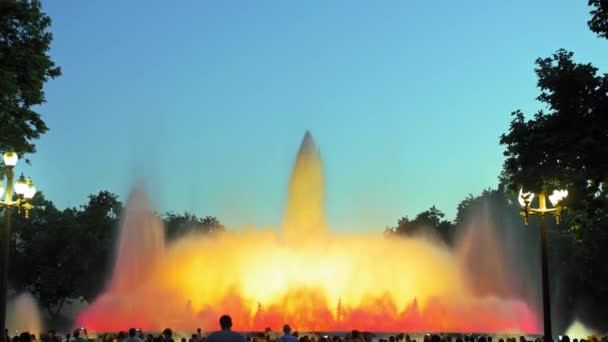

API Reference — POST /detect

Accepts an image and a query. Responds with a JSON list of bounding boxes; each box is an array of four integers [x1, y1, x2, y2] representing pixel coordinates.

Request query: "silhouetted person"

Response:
[[162, 329, 173, 342], [562, 336, 571, 342], [127, 329, 142, 342], [431, 335, 441, 342], [205, 315, 246, 342], [73, 329, 87, 342], [277, 325, 297, 342]]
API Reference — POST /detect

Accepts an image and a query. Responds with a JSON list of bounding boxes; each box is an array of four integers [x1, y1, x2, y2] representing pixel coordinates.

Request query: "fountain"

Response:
[[77, 131, 539, 333], [6, 293, 43, 335]]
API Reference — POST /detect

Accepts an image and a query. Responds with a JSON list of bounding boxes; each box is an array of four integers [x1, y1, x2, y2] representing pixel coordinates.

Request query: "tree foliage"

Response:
[[499, 47, 608, 329], [500, 49, 608, 222], [389, 205, 454, 244], [164, 211, 225, 241], [0, 0, 60, 156], [588, 0, 608, 39], [9, 192, 121, 315]]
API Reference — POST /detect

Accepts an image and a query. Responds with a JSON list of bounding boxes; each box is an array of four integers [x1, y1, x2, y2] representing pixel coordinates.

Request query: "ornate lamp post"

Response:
[[0, 152, 37, 337], [518, 188, 568, 342]]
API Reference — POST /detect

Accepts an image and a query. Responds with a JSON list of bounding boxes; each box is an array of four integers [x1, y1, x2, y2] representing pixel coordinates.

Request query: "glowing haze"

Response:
[[77, 132, 538, 333]]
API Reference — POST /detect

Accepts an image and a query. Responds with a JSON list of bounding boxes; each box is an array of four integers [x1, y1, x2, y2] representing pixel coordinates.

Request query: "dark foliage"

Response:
[[0, 0, 60, 156]]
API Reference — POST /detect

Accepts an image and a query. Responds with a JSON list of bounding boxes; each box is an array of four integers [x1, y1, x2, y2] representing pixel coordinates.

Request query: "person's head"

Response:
[[181, 338, 186, 342], [18, 333, 31, 342], [162, 329, 172, 339], [129, 329, 137, 338], [431, 335, 441, 342], [283, 325, 291, 335], [390, 337, 396, 342], [196, 329, 201, 335], [478, 337, 487, 342], [219, 315, 233, 330], [562, 336, 571, 342]]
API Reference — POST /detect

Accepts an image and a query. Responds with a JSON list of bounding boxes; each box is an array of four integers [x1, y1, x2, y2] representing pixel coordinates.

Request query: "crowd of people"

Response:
[[4, 315, 607, 342]]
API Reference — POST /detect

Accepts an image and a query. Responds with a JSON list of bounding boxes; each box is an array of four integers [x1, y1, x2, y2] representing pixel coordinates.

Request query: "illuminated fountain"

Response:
[[77, 132, 539, 333]]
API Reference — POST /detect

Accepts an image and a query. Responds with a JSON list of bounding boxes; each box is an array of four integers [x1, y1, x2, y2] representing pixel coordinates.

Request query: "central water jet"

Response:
[[283, 131, 326, 240]]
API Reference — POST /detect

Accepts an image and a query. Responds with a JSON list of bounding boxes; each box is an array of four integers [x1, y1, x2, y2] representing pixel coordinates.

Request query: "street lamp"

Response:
[[0, 152, 37, 337], [518, 188, 568, 342]]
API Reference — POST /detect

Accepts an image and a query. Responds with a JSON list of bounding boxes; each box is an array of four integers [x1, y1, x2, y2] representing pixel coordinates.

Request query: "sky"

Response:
[[20, 0, 608, 232]]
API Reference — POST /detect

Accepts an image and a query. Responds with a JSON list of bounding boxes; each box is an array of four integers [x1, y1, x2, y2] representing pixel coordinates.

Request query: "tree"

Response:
[[74, 191, 122, 303], [164, 212, 224, 241], [500, 49, 608, 222], [588, 0, 608, 39], [500, 50, 608, 331], [9, 193, 82, 317], [0, 0, 61, 156], [9, 191, 122, 316], [393, 206, 454, 244]]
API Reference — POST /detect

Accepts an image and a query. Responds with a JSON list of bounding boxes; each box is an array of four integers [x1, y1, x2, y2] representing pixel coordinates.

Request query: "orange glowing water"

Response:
[[77, 132, 539, 333]]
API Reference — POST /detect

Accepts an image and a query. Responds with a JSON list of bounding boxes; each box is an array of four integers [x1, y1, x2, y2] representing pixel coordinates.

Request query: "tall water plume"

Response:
[[283, 131, 326, 239]]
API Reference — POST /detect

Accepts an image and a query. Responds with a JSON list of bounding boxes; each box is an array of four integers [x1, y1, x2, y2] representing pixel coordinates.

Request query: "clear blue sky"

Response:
[[22, 0, 608, 231]]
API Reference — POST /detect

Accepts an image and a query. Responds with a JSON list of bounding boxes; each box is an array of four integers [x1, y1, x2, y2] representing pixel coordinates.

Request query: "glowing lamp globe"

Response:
[[548, 189, 568, 206], [518, 188, 535, 207], [3, 152, 18, 167], [14, 174, 28, 196], [24, 178, 36, 199]]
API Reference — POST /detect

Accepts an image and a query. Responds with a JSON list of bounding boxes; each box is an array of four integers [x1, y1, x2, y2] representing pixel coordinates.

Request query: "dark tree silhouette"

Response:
[[588, 0, 608, 39], [0, 0, 60, 156], [392, 206, 454, 244], [500, 49, 608, 330], [500, 49, 608, 219], [163, 212, 224, 241]]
